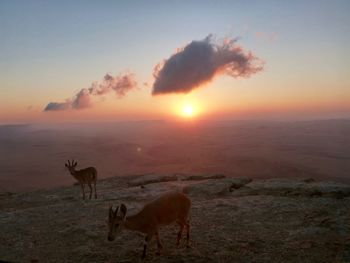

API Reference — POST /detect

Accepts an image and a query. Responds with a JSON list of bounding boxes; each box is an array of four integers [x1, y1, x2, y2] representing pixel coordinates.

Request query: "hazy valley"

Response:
[[0, 119, 349, 192]]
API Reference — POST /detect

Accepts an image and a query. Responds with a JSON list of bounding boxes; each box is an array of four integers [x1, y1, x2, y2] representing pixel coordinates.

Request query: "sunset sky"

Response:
[[1, 0, 349, 123]]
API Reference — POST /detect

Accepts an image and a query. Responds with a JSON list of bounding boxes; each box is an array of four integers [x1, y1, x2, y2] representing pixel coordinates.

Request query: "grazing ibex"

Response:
[[107, 192, 191, 259], [65, 160, 97, 200]]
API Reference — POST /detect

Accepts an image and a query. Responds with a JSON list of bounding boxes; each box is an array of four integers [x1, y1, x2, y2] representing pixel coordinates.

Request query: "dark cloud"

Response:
[[44, 101, 71, 111], [44, 73, 137, 111], [152, 35, 264, 95]]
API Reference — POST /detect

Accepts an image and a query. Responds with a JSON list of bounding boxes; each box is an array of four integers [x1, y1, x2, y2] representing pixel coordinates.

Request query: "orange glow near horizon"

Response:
[[0, 85, 350, 123]]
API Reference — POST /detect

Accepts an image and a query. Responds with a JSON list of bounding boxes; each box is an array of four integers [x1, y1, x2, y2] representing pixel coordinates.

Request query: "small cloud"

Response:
[[44, 101, 71, 111], [44, 72, 137, 111]]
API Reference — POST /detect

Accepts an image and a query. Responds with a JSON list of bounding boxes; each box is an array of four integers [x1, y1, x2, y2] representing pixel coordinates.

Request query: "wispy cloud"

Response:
[[152, 35, 264, 95], [44, 72, 137, 111]]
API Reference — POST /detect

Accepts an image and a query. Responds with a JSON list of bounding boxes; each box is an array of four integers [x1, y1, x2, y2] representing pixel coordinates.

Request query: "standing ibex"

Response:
[[107, 192, 191, 259], [65, 160, 97, 200]]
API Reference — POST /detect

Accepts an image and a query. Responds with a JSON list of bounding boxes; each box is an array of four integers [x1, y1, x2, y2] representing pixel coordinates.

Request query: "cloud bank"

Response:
[[44, 73, 137, 111], [152, 35, 264, 95]]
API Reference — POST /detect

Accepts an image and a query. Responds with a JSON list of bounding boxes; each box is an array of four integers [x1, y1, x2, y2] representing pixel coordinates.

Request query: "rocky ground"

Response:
[[1, 174, 350, 263]]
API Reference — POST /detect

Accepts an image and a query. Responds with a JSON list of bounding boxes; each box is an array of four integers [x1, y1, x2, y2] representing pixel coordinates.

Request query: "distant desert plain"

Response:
[[0, 119, 349, 192]]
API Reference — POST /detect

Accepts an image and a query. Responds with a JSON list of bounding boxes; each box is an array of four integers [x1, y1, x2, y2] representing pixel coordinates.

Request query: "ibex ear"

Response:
[[120, 203, 127, 220], [109, 205, 113, 218], [114, 206, 119, 217], [65, 163, 68, 168]]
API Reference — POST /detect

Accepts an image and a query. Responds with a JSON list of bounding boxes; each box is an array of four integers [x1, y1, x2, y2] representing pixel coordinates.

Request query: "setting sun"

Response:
[[182, 104, 196, 118], [183, 105, 194, 116]]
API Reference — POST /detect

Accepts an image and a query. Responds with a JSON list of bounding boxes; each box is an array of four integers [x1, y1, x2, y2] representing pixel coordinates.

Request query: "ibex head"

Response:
[[107, 204, 127, 241], [65, 159, 77, 174]]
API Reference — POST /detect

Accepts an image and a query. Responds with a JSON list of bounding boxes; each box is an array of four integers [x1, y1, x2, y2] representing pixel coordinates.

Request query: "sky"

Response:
[[0, 0, 349, 123]]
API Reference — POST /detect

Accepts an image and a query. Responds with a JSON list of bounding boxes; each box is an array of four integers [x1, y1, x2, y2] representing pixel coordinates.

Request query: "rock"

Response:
[[127, 174, 178, 187], [229, 178, 253, 192], [230, 179, 350, 198], [86, 230, 99, 239], [302, 178, 316, 183], [0, 192, 14, 198], [237, 179, 306, 197], [62, 196, 75, 201], [186, 177, 252, 198], [180, 174, 226, 181], [305, 182, 350, 198]]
